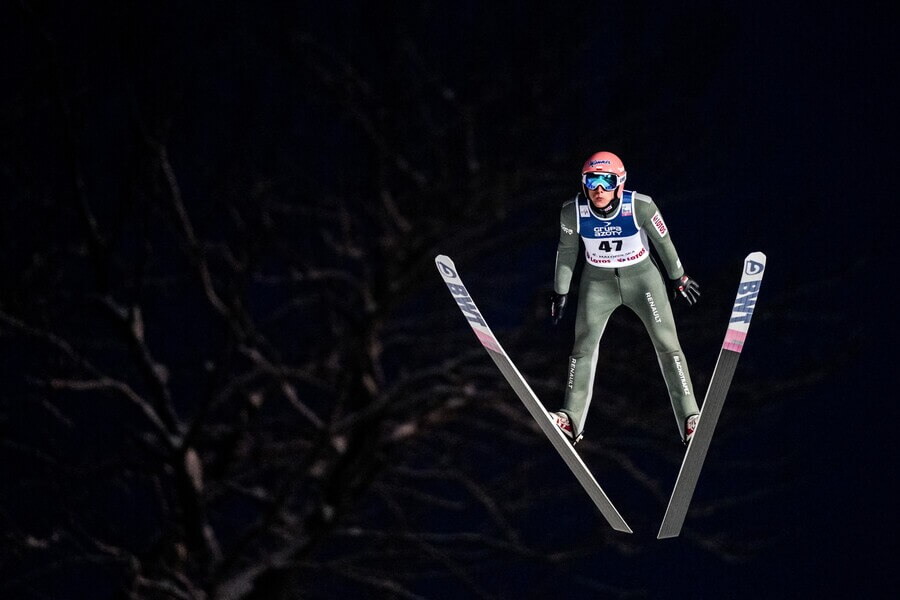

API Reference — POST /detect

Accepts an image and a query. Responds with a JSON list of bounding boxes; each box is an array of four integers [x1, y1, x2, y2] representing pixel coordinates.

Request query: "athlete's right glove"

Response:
[[671, 275, 701, 306], [550, 292, 568, 325]]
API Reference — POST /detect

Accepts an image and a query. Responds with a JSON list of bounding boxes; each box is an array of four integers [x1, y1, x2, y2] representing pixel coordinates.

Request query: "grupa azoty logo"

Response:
[[593, 223, 622, 237]]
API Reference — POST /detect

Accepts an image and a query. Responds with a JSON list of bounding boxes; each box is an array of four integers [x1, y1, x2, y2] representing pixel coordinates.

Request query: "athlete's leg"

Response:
[[621, 266, 700, 438], [561, 270, 620, 437]]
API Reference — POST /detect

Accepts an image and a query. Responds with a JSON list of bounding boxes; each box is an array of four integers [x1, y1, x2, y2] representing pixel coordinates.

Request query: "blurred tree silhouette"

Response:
[[0, 2, 834, 599]]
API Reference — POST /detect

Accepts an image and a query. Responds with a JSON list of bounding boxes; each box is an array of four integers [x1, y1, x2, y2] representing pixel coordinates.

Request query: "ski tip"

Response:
[[745, 251, 767, 264], [617, 523, 634, 534], [742, 252, 766, 278], [435, 254, 454, 267], [435, 255, 457, 279], [657, 531, 679, 540]]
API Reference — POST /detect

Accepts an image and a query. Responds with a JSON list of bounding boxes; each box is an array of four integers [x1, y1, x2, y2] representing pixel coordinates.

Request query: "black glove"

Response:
[[550, 292, 568, 325], [671, 275, 700, 306]]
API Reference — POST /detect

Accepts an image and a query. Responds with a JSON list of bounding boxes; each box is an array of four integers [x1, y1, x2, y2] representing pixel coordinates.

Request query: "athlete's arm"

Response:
[[634, 193, 685, 280], [554, 198, 580, 294]]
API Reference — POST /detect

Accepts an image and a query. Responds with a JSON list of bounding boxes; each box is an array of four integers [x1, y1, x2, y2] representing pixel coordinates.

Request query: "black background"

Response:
[[1, 1, 894, 598]]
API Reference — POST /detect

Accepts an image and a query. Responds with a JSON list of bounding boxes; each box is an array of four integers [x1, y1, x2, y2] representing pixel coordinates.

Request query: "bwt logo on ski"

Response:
[[438, 261, 487, 327], [437, 260, 458, 280], [593, 223, 622, 237], [745, 259, 765, 276], [730, 280, 760, 324]]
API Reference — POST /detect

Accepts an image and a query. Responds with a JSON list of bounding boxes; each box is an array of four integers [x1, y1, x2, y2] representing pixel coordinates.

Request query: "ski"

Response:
[[658, 251, 767, 539], [435, 255, 632, 533]]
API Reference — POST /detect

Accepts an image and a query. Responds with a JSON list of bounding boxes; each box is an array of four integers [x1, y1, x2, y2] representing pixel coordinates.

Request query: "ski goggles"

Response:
[[582, 171, 624, 191]]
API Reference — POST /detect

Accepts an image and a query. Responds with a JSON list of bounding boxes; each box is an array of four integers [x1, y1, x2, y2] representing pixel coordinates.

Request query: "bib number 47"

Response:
[[597, 240, 623, 252]]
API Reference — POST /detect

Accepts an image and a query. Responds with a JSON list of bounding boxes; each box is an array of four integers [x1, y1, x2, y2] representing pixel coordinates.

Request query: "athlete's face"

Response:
[[588, 185, 616, 209]]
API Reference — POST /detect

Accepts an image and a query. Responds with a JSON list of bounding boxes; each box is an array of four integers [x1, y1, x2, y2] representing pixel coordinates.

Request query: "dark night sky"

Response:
[[1, 1, 895, 598]]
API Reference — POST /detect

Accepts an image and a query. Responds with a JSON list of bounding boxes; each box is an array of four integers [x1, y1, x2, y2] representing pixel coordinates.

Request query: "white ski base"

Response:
[[658, 251, 766, 539], [436, 254, 632, 533]]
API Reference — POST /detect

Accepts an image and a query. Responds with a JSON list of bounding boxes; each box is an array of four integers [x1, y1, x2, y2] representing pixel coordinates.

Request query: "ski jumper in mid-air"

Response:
[[549, 151, 702, 445]]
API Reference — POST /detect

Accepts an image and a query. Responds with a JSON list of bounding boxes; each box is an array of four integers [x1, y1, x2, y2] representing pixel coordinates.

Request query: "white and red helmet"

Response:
[[581, 151, 627, 194]]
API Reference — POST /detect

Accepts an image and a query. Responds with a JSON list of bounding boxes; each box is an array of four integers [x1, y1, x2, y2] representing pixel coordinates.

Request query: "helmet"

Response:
[[581, 151, 626, 191]]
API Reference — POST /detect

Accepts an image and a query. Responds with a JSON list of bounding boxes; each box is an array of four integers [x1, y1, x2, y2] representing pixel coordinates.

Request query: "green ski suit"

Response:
[[554, 190, 699, 439]]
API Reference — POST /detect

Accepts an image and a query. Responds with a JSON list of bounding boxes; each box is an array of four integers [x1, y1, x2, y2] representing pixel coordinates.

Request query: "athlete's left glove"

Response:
[[671, 275, 700, 306], [550, 292, 568, 325]]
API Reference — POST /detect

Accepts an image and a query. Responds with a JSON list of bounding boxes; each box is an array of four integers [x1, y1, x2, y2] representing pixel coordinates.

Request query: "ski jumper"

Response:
[[554, 191, 699, 438]]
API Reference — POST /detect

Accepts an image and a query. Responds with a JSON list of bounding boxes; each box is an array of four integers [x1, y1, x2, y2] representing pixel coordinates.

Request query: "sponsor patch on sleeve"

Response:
[[651, 211, 668, 237]]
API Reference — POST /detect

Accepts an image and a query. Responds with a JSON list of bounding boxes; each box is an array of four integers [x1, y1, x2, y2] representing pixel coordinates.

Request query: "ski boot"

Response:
[[549, 411, 583, 445], [684, 414, 700, 445]]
